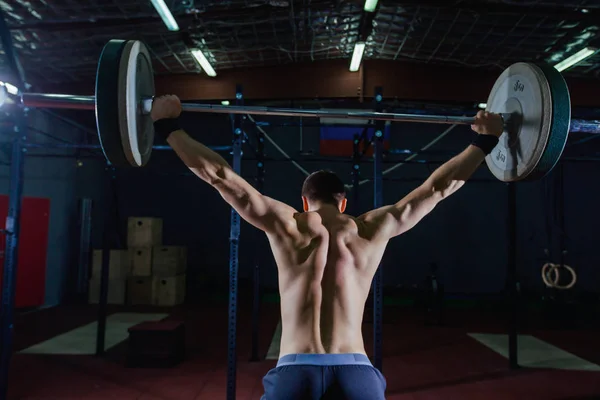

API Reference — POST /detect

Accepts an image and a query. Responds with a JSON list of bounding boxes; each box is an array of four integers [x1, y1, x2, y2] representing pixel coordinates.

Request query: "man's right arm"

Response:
[[358, 111, 503, 240], [152, 95, 298, 236]]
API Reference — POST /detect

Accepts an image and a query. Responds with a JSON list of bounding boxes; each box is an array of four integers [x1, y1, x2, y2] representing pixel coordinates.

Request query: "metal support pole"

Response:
[[227, 85, 244, 400], [251, 125, 265, 363], [556, 164, 568, 314], [299, 112, 304, 153], [558, 164, 566, 269], [76, 199, 93, 299], [0, 10, 28, 400], [352, 134, 361, 215], [96, 246, 110, 355], [372, 87, 384, 373], [507, 182, 519, 369], [0, 117, 26, 400], [96, 167, 116, 356]]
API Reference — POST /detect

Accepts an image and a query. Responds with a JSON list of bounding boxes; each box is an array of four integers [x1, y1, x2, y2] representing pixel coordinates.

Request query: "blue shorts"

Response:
[[261, 353, 386, 400]]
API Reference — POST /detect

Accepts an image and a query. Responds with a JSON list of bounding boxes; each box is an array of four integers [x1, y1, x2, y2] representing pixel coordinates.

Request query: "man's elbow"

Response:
[[425, 180, 464, 200], [190, 164, 226, 186]]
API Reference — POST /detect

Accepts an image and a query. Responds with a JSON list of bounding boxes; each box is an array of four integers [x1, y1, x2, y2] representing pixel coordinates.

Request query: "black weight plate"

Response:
[[96, 39, 130, 167], [523, 63, 571, 181], [486, 63, 552, 182], [485, 62, 571, 182]]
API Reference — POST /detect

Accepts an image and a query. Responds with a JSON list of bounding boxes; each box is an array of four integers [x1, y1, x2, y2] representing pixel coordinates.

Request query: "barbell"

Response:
[[16, 39, 592, 182]]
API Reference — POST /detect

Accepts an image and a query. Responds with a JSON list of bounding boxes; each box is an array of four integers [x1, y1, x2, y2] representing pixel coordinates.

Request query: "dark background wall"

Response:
[[70, 111, 600, 305], [0, 109, 89, 306]]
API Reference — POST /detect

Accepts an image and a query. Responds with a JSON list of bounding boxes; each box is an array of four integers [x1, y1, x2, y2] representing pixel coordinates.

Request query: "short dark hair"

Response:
[[301, 170, 346, 205]]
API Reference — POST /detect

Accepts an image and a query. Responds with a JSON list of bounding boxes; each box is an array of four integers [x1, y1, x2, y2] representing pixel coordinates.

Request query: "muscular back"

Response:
[[166, 107, 495, 357], [267, 210, 388, 357]]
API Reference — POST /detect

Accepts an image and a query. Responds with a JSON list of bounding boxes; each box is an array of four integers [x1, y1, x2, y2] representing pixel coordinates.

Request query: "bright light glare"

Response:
[[554, 47, 597, 72], [0, 82, 19, 95], [349, 42, 366, 72], [191, 49, 217, 77], [364, 0, 379, 12], [150, 0, 180, 31]]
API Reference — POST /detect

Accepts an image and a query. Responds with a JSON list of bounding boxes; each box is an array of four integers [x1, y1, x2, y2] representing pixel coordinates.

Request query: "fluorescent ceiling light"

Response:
[[349, 42, 366, 72], [150, 0, 179, 31], [191, 49, 217, 77], [221, 100, 230, 106], [364, 0, 379, 12], [554, 47, 597, 72], [0, 82, 19, 95], [478, 103, 487, 109]]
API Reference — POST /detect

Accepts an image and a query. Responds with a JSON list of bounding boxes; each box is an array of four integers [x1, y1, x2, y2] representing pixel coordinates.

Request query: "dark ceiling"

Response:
[[1, 0, 599, 90]]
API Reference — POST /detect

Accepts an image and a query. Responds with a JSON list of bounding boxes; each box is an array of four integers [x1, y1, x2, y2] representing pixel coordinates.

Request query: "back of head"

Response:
[[301, 170, 346, 205]]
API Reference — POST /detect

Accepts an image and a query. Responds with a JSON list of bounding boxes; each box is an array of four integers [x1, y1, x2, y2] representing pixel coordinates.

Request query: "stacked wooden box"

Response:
[[88, 250, 129, 304], [89, 217, 187, 306], [128, 217, 187, 307]]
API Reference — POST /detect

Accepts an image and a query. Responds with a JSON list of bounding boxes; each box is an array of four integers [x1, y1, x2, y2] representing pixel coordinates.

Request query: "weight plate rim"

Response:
[[0, 84, 7, 109], [117, 40, 155, 168], [485, 62, 553, 182], [135, 41, 154, 167], [117, 40, 139, 167], [521, 63, 571, 182], [511, 63, 553, 181], [96, 39, 130, 168]]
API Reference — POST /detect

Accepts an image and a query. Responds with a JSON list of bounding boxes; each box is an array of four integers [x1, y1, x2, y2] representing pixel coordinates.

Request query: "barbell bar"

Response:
[[21, 92, 597, 132], [10, 39, 600, 181], [20, 92, 598, 140], [22, 142, 232, 152], [21, 92, 493, 125]]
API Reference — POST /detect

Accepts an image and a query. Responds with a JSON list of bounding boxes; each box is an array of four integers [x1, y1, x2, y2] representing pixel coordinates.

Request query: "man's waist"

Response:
[[277, 353, 372, 367]]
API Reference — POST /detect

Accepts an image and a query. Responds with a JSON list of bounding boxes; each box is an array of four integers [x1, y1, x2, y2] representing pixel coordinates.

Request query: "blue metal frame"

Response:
[[372, 88, 384, 373], [352, 134, 362, 215], [76, 199, 93, 299], [254, 118, 600, 133], [96, 167, 117, 356], [557, 163, 566, 270], [569, 119, 600, 134], [507, 182, 518, 369], [0, 10, 28, 400], [251, 124, 265, 363], [227, 85, 244, 400]]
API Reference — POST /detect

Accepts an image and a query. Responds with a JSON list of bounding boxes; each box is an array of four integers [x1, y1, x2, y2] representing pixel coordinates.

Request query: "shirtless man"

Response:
[[151, 96, 504, 399]]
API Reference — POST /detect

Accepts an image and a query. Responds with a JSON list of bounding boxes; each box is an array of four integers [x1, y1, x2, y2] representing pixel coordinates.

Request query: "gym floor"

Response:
[[8, 302, 600, 400]]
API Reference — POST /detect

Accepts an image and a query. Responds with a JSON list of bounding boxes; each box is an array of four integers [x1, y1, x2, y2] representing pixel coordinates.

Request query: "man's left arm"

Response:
[[358, 111, 504, 240]]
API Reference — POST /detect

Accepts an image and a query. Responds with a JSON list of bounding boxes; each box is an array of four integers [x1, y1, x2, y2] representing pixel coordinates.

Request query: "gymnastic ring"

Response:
[[541, 263, 577, 290], [552, 264, 577, 290], [541, 263, 560, 287]]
